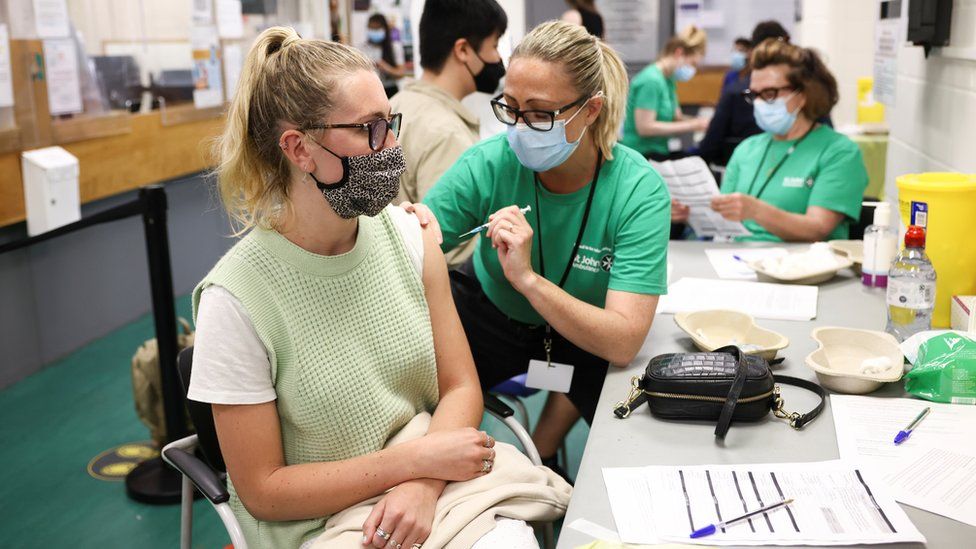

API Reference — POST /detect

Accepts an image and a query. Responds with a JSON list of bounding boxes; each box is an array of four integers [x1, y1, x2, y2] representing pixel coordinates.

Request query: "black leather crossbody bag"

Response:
[[612, 346, 826, 438]]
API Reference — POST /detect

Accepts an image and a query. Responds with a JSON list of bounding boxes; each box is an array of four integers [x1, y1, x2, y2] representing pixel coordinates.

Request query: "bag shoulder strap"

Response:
[[714, 345, 747, 439], [772, 374, 827, 429]]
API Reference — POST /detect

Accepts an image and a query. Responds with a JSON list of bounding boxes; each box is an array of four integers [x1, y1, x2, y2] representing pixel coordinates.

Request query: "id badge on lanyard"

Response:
[[523, 151, 603, 394]]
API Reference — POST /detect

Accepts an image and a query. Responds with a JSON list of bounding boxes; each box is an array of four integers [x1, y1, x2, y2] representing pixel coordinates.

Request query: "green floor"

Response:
[[0, 295, 588, 548]]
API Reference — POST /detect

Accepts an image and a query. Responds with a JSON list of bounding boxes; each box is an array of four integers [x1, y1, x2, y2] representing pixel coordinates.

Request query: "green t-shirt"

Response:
[[621, 64, 677, 157], [721, 125, 868, 242], [423, 134, 671, 325]]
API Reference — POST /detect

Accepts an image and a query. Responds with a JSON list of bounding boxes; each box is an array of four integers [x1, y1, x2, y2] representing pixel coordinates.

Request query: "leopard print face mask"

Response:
[[309, 145, 405, 219]]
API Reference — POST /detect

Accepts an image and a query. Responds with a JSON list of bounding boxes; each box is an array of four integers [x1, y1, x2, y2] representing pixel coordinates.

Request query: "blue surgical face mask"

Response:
[[367, 29, 386, 44], [753, 92, 799, 135], [506, 100, 591, 172], [730, 51, 748, 71], [673, 63, 697, 82]]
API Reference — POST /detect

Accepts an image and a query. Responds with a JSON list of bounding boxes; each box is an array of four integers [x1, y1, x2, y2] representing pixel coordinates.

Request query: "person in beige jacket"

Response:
[[391, 0, 508, 267]]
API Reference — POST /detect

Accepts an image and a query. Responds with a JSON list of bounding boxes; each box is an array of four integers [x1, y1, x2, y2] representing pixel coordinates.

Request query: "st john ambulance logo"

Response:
[[600, 254, 614, 272]]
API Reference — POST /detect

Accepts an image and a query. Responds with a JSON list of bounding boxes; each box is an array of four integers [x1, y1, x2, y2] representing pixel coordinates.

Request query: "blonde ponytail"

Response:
[[661, 25, 707, 57], [513, 20, 629, 160], [215, 26, 372, 233]]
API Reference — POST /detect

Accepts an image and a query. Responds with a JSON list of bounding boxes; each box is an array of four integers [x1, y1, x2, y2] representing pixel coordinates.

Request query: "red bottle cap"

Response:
[[905, 225, 926, 248]]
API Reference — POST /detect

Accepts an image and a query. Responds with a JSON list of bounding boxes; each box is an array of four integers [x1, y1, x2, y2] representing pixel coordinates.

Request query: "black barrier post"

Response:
[[124, 185, 187, 504]]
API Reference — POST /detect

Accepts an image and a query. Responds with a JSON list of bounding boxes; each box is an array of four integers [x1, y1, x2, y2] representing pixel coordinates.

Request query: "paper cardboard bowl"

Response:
[[747, 251, 854, 285], [805, 327, 903, 394], [674, 310, 789, 361], [828, 240, 864, 265]]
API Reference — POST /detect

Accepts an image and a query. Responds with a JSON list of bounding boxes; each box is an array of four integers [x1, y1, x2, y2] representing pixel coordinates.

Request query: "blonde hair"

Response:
[[215, 26, 372, 233], [661, 25, 707, 57], [512, 20, 628, 160]]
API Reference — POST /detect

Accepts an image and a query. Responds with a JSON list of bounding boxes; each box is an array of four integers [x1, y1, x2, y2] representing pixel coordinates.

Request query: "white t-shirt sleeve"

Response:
[[387, 205, 425, 276], [187, 285, 277, 405]]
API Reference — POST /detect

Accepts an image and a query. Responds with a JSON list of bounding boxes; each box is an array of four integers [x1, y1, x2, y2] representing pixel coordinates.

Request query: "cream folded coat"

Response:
[[306, 413, 573, 549]]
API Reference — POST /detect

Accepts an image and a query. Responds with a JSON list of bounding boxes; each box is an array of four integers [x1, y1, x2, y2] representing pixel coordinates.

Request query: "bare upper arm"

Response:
[[804, 206, 846, 240], [420, 227, 480, 395], [604, 290, 660, 366], [212, 401, 284, 514], [634, 108, 659, 130]]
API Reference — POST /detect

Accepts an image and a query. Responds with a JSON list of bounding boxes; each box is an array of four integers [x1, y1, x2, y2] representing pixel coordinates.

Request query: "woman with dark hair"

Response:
[[709, 39, 867, 242], [562, 0, 604, 39], [366, 13, 406, 97]]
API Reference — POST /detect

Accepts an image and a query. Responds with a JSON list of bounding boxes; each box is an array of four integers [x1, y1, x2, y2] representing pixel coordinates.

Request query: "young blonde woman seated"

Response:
[[188, 27, 570, 549]]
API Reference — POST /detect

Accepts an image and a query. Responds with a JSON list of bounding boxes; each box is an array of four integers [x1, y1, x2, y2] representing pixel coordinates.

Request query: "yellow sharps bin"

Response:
[[896, 173, 976, 327]]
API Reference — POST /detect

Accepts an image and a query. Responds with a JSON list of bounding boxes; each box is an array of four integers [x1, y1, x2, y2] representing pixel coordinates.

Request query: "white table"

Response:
[[556, 241, 970, 548]]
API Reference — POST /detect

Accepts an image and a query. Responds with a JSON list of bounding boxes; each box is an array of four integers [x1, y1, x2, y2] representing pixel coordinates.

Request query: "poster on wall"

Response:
[[43, 38, 83, 115], [216, 0, 244, 39], [874, 0, 906, 106], [32, 0, 70, 38], [223, 44, 242, 102], [191, 25, 224, 109], [193, 0, 215, 25], [0, 24, 15, 108], [602, 0, 659, 64]]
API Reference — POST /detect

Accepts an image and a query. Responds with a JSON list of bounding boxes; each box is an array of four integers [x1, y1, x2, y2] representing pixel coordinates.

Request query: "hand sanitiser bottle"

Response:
[[886, 226, 937, 342], [862, 202, 898, 287]]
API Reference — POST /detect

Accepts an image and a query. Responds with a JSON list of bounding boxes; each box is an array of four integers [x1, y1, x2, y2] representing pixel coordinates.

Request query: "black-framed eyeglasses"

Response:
[[490, 94, 588, 131], [300, 112, 402, 151], [743, 86, 796, 105]]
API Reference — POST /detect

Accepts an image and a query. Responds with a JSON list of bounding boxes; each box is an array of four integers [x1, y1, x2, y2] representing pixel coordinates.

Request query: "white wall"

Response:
[[796, 0, 877, 128], [884, 0, 976, 201]]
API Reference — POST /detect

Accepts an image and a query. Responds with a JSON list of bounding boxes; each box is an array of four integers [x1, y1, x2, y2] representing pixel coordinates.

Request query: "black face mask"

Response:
[[465, 50, 506, 95]]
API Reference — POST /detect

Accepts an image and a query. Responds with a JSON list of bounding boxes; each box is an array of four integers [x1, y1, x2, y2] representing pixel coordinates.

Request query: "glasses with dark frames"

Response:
[[743, 86, 796, 105], [300, 113, 402, 151], [490, 94, 589, 131]]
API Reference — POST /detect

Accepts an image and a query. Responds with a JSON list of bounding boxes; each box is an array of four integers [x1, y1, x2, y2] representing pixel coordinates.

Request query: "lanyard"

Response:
[[532, 149, 603, 364], [747, 125, 816, 199]]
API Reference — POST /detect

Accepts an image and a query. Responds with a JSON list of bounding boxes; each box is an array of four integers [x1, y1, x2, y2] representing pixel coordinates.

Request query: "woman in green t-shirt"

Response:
[[709, 39, 868, 242], [419, 21, 671, 479], [620, 25, 711, 163]]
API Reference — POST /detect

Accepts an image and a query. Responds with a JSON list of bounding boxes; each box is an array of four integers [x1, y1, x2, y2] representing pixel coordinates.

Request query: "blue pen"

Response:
[[457, 205, 532, 239], [690, 498, 794, 539], [732, 254, 745, 262], [894, 407, 930, 445]]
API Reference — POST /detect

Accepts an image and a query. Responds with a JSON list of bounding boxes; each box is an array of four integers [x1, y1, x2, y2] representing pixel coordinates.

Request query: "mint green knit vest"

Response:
[[192, 210, 439, 548]]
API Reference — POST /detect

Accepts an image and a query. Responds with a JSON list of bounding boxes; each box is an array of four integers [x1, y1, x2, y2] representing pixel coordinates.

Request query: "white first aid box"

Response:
[[21, 146, 81, 236]]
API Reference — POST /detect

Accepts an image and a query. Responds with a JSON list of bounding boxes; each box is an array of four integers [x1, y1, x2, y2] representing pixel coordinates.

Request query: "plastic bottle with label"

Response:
[[885, 226, 937, 342], [862, 202, 898, 287]]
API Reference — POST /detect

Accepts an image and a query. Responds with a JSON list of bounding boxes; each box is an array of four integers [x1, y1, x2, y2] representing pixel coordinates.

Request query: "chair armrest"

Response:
[[483, 392, 515, 419], [163, 446, 229, 504]]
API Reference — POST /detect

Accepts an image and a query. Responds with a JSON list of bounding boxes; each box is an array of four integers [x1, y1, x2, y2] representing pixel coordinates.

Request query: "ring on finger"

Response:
[[389, 539, 400, 549], [484, 434, 494, 448], [376, 527, 390, 541], [481, 459, 492, 473]]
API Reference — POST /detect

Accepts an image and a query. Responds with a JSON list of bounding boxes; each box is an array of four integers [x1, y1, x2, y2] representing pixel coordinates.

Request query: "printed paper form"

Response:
[[603, 461, 925, 546], [658, 277, 818, 321], [705, 248, 789, 280], [832, 395, 976, 526], [651, 157, 751, 238]]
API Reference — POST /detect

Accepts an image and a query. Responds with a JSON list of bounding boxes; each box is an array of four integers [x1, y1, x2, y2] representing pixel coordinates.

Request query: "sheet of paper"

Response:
[[191, 25, 224, 109], [32, 0, 70, 38], [192, 0, 214, 24], [42, 38, 82, 115], [604, 461, 925, 546], [216, 0, 244, 39], [881, 446, 976, 527], [651, 157, 751, 238], [0, 24, 14, 108], [704, 248, 788, 280], [222, 44, 242, 102], [831, 395, 976, 467], [658, 277, 818, 321], [831, 394, 976, 526]]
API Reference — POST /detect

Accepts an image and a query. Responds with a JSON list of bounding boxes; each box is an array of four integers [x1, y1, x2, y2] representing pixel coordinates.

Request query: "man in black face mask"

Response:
[[390, 0, 507, 268]]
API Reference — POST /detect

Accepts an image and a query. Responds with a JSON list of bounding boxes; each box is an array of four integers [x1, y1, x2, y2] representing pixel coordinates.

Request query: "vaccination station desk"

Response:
[[555, 240, 965, 549]]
